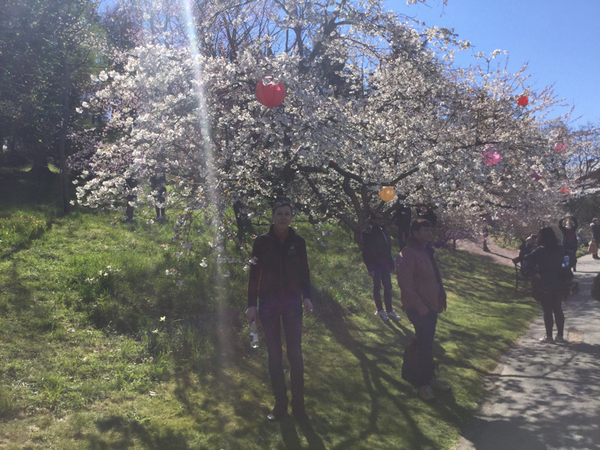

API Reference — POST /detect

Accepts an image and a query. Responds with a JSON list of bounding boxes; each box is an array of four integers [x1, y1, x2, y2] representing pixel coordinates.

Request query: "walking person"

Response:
[[396, 219, 450, 402], [246, 197, 313, 423], [513, 227, 567, 343], [558, 216, 578, 269], [590, 218, 600, 260], [362, 211, 401, 322]]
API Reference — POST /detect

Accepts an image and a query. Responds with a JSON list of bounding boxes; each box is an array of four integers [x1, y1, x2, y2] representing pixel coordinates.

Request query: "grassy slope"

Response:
[[0, 173, 540, 450]]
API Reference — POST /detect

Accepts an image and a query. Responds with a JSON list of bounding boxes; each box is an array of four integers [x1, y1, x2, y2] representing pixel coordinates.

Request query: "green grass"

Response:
[[0, 171, 540, 449]]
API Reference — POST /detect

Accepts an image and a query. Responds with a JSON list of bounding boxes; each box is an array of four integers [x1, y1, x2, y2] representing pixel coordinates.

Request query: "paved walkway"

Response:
[[456, 253, 600, 450]]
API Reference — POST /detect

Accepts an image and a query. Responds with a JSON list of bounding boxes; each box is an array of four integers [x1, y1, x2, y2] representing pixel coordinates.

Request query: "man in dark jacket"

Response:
[[362, 211, 400, 322], [246, 197, 313, 423]]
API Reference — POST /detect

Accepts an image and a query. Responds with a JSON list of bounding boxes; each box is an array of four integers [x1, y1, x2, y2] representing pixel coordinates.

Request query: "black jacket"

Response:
[[247, 226, 311, 307], [362, 225, 394, 273], [521, 245, 570, 292]]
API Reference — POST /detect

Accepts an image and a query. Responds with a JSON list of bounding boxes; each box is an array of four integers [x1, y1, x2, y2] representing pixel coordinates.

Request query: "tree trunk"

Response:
[[58, 52, 71, 215]]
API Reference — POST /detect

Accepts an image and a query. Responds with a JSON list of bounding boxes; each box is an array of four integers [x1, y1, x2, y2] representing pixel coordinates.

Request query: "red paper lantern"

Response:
[[378, 186, 395, 202], [255, 76, 286, 108], [560, 187, 570, 194], [517, 96, 529, 107]]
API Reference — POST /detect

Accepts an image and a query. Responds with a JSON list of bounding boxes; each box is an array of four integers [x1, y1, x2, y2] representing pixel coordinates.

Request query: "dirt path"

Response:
[[453, 237, 519, 267]]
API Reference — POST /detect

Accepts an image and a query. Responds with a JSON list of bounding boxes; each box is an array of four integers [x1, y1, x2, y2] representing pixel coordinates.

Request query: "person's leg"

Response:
[[406, 308, 437, 387], [550, 291, 565, 337], [259, 303, 288, 413], [540, 297, 555, 339], [372, 270, 383, 311], [281, 301, 305, 419], [382, 269, 393, 312]]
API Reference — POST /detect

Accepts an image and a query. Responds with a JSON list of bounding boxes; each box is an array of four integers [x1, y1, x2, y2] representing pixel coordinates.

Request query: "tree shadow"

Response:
[[81, 415, 190, 450]]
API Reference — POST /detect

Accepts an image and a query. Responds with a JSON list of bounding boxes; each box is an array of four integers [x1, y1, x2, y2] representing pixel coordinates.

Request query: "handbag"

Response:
[[588, 241, 597, 254]]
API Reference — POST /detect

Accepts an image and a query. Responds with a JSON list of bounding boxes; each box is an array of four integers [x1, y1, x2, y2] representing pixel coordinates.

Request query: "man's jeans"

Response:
[[373, 268, 393, 312], [259, 300, 304, 411], [406, 308, 438, 388]]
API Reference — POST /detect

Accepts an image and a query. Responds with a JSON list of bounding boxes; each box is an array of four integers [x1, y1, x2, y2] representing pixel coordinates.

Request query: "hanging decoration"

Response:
[[378, 186, 396, 202], [483, 147, 502, 166], [255, 76, 286, 108], [554, 142, 567, 152], [560, 187, 571, 194], [517, 96, 529, 107]]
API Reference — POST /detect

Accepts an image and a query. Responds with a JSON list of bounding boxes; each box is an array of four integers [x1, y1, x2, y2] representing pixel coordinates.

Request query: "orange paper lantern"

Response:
[[378, 186, 395, 202], [255, 76, 286, 108]]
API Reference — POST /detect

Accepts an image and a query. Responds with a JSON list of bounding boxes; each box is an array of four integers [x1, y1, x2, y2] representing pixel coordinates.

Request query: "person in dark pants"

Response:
[[393, 203, 412, 250], [513, 227, 566, 343], [396, 219, 450, 402], [590, 218, 600, 259], [246, 197, 313, 423], [362, 211, 401, 322], [150, 172, 167, 220], [558, 216, 578, 269]]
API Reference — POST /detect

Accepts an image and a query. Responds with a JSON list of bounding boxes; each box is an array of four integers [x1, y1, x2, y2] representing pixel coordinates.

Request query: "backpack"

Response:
[[591, 274, 600, 301]]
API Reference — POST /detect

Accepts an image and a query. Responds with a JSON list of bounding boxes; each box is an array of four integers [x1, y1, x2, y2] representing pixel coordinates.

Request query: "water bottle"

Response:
[[250, 321, 259, 349]]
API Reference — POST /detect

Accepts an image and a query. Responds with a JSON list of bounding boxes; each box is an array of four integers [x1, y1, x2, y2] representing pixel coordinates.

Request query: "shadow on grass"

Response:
[[83, 415, 190, 449]]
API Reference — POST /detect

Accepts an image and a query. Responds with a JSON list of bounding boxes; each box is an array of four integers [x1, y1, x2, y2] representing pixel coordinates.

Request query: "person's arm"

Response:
[[572, 217, 579, 231], [558, 218, 565, 232], [396, 250, 429, 315]]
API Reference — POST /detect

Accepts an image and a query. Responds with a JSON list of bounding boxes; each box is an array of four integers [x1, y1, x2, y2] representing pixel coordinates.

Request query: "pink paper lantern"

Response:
[[483, 148, 502, 167], [255, 76, 286, 108], [554, 142, 567, 152]]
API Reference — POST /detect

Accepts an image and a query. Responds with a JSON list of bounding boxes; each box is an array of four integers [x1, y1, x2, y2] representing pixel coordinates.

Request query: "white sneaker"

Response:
[[376, 310, 389, 321], [387, 310, 401, 321]]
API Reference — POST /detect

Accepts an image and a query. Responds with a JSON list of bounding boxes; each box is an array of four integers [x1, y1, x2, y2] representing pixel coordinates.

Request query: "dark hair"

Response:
[[370, 211, 383, 220], [410, 218, 432, 235], [271, 197, 293, 213], [536, 226, 558, 248]]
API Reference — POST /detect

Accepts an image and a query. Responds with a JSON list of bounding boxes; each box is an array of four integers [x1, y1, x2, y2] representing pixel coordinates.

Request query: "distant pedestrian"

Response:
[[396, 219, 450, 402], [513, 227, 567, 343], [246, 197, 313, 424], [590, 218, 600, 260], [393, 202, 412, 250], [150, 173, 167, 220], [558, 216, 578, 269], [362, 212, 401, 322]]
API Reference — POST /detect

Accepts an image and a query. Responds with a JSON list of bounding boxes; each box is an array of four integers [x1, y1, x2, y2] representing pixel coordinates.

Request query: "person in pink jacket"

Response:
[[396, 218, 450, 402]]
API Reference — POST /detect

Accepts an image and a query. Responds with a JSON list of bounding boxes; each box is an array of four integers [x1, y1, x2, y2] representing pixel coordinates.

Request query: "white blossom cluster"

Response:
[[72, 0, 574, 239]]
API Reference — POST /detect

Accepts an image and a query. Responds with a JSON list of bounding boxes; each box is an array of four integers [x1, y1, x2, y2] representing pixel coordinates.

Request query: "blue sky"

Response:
[[385, 0, 600, 128]]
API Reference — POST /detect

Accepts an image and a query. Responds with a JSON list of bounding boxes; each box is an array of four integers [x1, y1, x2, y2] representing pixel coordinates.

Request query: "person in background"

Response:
[[576, 230, 588, 249], [150, 172, 167, 220], [393, 202, 412, 250], [590, 218, 600, 260], [396, 219, 450, 402], [513, 227, 566, 343], [558, 216, 578, 269], [246, 197, 313, 423], [362, 211, 401, 322]]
